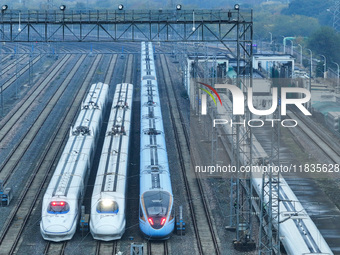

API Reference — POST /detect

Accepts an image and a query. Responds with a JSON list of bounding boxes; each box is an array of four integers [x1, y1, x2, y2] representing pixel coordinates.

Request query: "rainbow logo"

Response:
[[198, 82, 222, 115]]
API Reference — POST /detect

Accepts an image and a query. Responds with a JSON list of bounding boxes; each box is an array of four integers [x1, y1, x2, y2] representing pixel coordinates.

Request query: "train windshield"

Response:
[[47, 201, 70, 214], [143, 191, 170, 217], [96, 199, 119, 214]]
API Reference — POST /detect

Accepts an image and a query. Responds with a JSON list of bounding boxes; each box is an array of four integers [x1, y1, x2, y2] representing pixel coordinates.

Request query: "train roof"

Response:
[[44, 83, 108, 199], [92, 83, 133, 200]]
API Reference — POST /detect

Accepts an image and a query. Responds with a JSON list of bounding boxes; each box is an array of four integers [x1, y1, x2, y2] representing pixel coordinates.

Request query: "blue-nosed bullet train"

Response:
[[40, 82, 109, 242], [139, 42, 175, 239], [90, 83, 133, 241]]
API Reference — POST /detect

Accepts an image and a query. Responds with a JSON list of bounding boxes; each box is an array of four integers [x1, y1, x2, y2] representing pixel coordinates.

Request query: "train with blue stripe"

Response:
[[139, 42, 175, 239], [40, 82, 109, 242], [90, 83, 133, 241]]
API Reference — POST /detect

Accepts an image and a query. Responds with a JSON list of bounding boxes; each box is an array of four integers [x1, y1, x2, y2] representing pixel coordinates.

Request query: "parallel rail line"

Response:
[[0, 54, 72, 140], [0, 54, 80, 185], [0, 54, 107, 255], [147, 241, 168, 255], [158, 54, 220, 255], [95, 241, 117, 255], [287, 110, 340, 163], [43, 241, 67, 255]]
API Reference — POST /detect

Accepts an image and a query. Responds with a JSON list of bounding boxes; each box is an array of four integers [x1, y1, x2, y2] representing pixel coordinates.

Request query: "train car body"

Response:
[[214, 92, 333, 254], [40, 82, 109, 242], [90, 83, 133, 241], [252, 177, 333, 255], [325, 111, 340, 133], [139, 42, 175, 239]]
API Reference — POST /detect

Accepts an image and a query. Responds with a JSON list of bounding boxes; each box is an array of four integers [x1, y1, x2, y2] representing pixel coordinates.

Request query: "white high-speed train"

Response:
[[139, 42, 175, 239], [40, 82, 109, 242], [90, 83, 133, 241], [212, 92, 333, 254]]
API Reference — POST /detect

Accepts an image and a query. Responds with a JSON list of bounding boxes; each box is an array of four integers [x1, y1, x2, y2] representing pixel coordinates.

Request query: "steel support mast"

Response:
[[229, 8, 256, 252], [258, 70, 281, 255]]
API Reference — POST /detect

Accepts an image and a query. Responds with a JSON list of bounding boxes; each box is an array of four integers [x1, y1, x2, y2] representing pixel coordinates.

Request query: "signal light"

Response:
[[1, 5, 8, 12], [148, 218, 154, 225], [160, 217, 166, 225]]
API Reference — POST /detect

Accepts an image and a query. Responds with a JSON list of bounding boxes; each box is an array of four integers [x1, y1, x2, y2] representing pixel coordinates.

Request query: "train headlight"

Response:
[[148, 218, 154, 225], [101, 199, 114, 207]]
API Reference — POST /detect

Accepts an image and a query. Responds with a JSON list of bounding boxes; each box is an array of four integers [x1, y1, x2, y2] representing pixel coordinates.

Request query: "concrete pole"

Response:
[[320, 55, 326, 79]]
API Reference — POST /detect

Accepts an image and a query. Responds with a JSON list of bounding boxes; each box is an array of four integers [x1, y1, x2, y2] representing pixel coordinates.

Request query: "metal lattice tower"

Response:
[[229, 9, 256, 251], [258, 68, 281, 255], [0, 9, 251, 46], [332, 0, 340, 31], [47, 0, 54, 10]]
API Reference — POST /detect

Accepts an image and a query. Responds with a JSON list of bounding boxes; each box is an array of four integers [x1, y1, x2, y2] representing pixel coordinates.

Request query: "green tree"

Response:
[[281, 0, 332, 18], [254, 13, 320, 39], [307, 27, 340, 64], [74, 2, 86, 9], [281, 0, 333, 26]]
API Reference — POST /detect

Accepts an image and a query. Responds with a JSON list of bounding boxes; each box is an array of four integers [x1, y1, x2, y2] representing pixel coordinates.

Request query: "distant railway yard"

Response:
[[0, 40, 340, 255]]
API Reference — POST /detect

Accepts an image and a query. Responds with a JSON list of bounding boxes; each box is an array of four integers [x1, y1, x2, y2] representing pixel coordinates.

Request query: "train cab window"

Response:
[[96, 199, 119, 214], [143, 191, 171, 229], [143, 191, 170, 217], [47, 201, 70, 214]]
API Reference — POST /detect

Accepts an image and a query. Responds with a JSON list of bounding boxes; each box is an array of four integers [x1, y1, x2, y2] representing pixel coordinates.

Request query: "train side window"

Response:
[[140, 204, 144, 218], [47, 201, 70, 214], [96, 200, 119, 214]]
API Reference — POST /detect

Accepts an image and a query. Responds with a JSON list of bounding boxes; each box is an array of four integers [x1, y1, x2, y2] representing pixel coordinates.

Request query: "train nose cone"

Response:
[[96, 225, 119, 235], [44, 225, 69, 234]]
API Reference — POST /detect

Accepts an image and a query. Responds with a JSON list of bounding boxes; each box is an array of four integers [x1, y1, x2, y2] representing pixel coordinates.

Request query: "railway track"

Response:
[[0, 54, 42, 92], [147, 241, 168, 255], [95, 241, 117, 255], [0, 45, 32, 68], [0, 54, 81, 185], [158, 54, 220, 255], [0, 54, 116, 255], [67, 51, 136, 255], [287, 110, 340, 163], [41, 54, 119, 255], [0, 54, 72, 140], [0, 54, 29, 77], [43, 242, 67, 255], [124, 54, 134, 84], [40, 52, 132, 255]]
